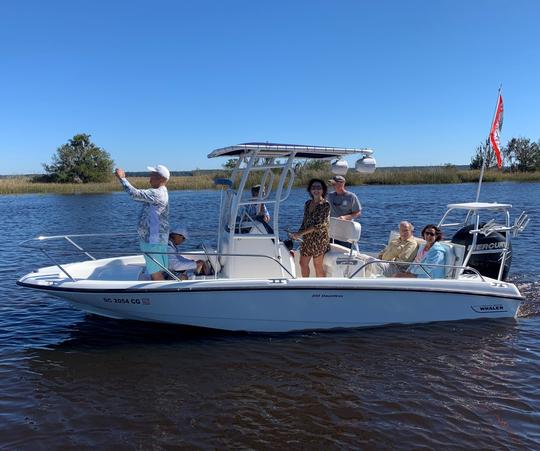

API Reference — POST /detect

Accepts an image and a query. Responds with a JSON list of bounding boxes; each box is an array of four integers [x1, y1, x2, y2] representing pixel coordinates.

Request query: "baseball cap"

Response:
[[170, 225, 189, 239], [329, 175, 346, 184], [147, 164, 170, 181]]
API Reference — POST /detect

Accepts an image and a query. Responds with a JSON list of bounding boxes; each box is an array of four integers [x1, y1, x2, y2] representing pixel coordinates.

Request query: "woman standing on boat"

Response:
[[292, 179, 331, 277]]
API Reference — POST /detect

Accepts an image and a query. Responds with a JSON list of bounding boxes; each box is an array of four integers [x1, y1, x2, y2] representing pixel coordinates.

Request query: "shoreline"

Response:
[[1, 169, 540, 195]]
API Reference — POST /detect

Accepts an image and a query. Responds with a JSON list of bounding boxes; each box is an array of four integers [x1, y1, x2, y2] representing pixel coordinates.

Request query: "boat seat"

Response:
[[329, 218, 361, 250], [323, 243, 365, 277], [439, 241, 466, 279], [386, 231, 465, 278]]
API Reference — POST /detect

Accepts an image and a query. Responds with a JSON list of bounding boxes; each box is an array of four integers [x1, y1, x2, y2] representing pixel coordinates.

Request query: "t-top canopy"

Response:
[[208, 142, 373, 159], [446, 202, 512, 211]]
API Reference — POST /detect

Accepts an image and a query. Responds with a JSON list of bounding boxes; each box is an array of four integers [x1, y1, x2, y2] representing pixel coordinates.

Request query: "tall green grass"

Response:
[[2, 169, 540, 195]]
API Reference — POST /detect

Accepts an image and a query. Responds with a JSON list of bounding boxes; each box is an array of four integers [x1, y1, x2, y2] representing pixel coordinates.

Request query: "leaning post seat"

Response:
[[328, 218, 361, 249], [323, 218, 362, 277]]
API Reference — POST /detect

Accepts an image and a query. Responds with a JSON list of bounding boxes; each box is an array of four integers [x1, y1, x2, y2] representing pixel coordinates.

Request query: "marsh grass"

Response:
[[2, 169, 540, 195]]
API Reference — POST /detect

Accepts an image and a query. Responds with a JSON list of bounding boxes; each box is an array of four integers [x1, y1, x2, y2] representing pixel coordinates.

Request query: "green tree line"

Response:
[[37, 133, 540, 186], [470, 137, 540, 172]]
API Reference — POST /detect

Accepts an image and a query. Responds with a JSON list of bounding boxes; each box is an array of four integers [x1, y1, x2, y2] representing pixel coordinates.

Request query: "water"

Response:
[[1, 182, 539, 448]]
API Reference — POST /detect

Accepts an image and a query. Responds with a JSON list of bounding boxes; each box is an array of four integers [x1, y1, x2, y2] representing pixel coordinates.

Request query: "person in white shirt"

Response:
[[115, 165, 169, 281], [168, 226, 210, 279]]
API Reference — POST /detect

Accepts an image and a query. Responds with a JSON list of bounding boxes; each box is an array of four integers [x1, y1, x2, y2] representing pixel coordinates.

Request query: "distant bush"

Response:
[[39, 134, 114, 183]]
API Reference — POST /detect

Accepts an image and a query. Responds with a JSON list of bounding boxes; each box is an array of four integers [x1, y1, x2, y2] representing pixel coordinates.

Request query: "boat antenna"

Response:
[[475, 85, 503, 202]]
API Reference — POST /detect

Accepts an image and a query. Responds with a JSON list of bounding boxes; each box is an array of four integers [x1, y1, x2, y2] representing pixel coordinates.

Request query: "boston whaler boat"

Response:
[[18, 143, 529, 332]]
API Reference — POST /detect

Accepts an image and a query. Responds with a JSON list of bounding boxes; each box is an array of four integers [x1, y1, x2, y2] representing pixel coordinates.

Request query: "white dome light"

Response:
[[331, 159, 349, 175], [355, 156, 376, 174]]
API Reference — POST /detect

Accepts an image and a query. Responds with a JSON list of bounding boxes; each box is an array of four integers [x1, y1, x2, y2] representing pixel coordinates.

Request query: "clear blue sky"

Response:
[[1, 0, 539, 174]]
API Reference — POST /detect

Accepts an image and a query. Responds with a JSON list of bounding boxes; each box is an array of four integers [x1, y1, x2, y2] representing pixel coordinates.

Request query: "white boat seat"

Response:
[[439, 241, 466, 279], [329, 218, 361, 246]]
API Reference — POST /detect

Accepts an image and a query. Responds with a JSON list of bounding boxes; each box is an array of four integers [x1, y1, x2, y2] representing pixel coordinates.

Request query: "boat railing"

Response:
[[348, 258, 486, 281], [19, 233, 296, 282], [20, 233, 485, 283]]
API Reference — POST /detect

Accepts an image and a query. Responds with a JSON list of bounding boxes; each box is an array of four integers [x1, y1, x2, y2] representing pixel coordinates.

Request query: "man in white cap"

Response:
[[115, 165, 170, 280], [168, 226, 210, 279]]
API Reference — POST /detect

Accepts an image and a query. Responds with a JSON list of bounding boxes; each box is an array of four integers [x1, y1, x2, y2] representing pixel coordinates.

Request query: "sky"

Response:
[[1, 0, 539, 174]]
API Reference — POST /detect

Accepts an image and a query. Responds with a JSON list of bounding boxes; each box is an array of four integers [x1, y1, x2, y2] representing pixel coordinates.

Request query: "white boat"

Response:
[[17, 143, 529, 332]]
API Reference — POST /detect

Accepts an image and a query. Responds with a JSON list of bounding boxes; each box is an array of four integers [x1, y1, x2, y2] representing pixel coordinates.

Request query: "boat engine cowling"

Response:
[[451, 224, 512, 280]]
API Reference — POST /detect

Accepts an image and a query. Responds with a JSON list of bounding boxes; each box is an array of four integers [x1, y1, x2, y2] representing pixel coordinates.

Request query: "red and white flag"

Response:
[[489, 92, 504, 169]]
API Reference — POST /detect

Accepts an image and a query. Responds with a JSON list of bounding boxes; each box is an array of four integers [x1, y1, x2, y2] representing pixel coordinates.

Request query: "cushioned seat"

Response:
[[329, 218, 361, 247], [385, 231, 465, 279]]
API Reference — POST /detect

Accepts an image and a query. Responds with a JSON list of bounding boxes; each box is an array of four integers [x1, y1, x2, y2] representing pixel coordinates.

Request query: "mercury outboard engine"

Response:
[[451, 224, 512, 280]]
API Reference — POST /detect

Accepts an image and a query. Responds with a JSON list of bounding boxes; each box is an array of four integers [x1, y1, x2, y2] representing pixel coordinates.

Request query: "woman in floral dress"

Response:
[[291, 178, 331, 277]]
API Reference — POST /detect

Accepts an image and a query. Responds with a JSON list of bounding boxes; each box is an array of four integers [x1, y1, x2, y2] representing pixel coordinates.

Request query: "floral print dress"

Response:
[[299, 200, 331, 257]]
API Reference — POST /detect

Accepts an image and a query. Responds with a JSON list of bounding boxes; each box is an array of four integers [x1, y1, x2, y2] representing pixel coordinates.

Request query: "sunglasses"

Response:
[[424, 231, 436, 237], [311, 186, 323, 190]]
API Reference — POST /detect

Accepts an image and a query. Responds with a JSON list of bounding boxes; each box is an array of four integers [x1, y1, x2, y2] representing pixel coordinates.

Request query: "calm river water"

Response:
[[1, 182, 539, 449]]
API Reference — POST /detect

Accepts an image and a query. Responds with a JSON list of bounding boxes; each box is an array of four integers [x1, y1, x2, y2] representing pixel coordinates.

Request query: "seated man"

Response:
[[167, 226, 211, 279], [377, 221, 418, 274], [358, 220, 418, 277], [246, 184, 270, 223], [395, 224, 446, 279], [237, 184, 272, 234]]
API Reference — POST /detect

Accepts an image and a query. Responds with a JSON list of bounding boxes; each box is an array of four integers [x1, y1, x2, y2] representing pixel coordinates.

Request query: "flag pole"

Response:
[[475, 86, 502, 202], [475, 140, 488, 202]]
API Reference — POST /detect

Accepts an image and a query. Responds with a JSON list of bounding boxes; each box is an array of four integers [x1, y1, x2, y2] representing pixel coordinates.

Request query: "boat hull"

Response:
[[17, 277, 522, 332]]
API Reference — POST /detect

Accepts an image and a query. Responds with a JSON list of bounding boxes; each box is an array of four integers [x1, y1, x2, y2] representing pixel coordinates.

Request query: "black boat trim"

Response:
[[16, 280, 524, 301]]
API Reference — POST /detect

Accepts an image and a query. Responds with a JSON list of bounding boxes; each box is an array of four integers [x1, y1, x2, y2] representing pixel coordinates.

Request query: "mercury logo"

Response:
[[474, 242, 505, 251]]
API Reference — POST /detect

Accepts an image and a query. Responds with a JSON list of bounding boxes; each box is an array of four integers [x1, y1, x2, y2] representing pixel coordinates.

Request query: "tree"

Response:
[[470, 141, 497, 170], [304, 159, 330, 171], [43, 134, 114, 183], [223, 159, 237, 170], [504, 137, 540, 172]]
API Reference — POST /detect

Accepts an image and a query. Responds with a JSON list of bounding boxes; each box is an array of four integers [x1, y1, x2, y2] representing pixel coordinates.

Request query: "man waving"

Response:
[[115, 165, 170, 280]]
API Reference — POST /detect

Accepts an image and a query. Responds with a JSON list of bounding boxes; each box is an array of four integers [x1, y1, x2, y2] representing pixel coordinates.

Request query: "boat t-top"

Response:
[[18, 143, 529, 332]]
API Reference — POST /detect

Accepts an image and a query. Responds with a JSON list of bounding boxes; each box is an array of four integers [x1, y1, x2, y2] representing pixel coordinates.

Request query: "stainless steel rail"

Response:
[[19, 233, 296, 281], [348, 258, 486, 281], [21, 233, 486, 283]]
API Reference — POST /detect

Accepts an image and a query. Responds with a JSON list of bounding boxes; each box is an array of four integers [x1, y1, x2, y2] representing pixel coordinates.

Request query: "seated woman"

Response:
[[291, 179, 331, 278], [167, 226, 211, 279], [395, 224, 446, 279]]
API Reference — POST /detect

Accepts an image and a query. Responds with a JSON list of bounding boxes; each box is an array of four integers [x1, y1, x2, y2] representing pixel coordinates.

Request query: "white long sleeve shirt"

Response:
[[167, 240, 197, 271], [120, 178, 169, 244]]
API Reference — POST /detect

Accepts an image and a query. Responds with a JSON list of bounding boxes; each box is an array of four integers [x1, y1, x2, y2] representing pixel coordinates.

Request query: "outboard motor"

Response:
[[451, 224, 512, 280]]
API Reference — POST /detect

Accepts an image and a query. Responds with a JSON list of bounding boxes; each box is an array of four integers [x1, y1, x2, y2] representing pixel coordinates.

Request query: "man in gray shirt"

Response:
[[328, 175, 361, 248], [328, 175, 361, 220]]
